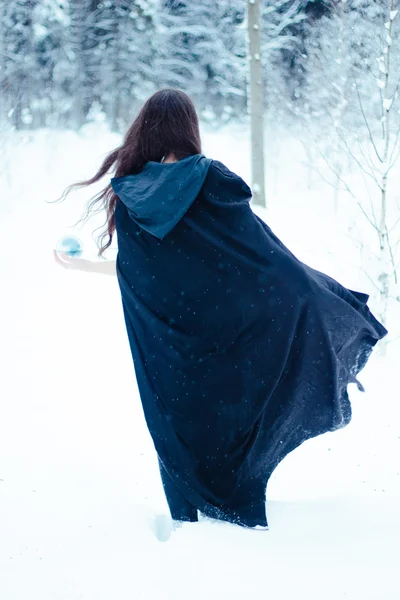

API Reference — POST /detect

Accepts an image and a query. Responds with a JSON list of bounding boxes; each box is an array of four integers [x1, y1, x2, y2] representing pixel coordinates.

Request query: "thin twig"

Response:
[[385, 336, 400, 346], [386, 229, 399, 284], [315, 145, 379, 231], [358, 163, 379, 229], [388, 121, 400, 169], [362, 267, 382, 293], [389, 215, 400, 234], [336, 126, 381, 186], [355, 81, 383, 163], [356, 137, 380, 174], [387, 142, 400, 176]]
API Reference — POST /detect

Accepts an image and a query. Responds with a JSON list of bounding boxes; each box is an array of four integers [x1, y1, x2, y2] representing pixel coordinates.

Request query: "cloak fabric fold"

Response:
[[112, 155, 387, 528]]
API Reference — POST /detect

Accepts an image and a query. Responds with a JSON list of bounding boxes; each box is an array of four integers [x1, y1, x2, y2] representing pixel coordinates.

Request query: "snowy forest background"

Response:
[[1, 0, 400, 338], [2, 0, 399, 131]]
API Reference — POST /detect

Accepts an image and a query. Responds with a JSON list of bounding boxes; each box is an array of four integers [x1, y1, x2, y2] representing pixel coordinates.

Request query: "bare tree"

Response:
[[332, 1, 400, 334], [373, 0, 400, 326], [302, 0, 400, 343], [248, 0, 266, 207]]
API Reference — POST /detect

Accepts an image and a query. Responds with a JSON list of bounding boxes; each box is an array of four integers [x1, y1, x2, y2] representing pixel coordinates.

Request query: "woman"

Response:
[[55, 89, 387, 530]]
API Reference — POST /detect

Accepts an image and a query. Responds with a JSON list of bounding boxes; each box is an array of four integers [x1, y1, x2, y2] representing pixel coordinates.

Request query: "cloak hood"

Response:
[[111, 154, 213, 239]]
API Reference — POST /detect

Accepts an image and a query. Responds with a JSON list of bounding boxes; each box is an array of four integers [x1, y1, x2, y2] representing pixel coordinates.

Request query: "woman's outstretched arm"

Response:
[[53, 250, 117, 276]]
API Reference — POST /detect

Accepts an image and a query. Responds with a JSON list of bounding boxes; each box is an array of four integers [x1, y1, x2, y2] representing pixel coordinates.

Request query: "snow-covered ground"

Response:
[[1, 127, 399, 599]]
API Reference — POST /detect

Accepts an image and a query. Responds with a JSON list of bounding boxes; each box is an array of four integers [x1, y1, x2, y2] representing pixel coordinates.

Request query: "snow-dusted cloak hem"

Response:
[[112, 155, 387, 528]]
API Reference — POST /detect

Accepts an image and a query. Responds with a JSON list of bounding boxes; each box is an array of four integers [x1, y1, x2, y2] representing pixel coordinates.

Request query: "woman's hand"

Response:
[[53, 250, 117, 276]]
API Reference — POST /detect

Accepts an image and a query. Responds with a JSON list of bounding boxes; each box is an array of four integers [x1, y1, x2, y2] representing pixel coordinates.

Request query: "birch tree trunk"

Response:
[[248, 0, 266, 207]]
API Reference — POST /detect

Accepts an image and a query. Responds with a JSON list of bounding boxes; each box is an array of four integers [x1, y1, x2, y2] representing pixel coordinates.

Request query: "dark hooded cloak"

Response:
[[111, 155, 387, 528]]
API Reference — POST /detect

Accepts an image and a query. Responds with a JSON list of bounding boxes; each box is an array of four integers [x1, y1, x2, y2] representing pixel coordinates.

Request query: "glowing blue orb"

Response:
[[56, 236, 83, 257]]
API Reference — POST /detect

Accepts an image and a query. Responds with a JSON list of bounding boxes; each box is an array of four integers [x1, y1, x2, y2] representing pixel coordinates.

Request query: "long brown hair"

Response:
[[59, 89, 202, 256]]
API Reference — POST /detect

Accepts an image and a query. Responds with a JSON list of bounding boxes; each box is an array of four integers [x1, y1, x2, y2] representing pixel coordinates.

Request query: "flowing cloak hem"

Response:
[[118, 269, 384, 529]]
